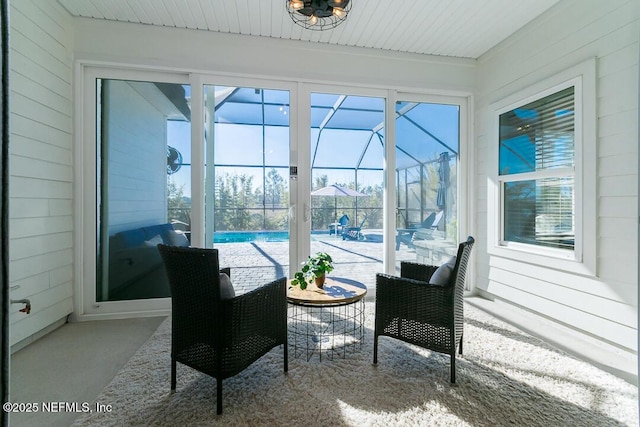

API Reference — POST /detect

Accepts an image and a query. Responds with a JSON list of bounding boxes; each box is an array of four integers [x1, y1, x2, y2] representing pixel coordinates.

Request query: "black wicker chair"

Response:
[[158, 244, 288, 415], [373, 236, 474, 383]]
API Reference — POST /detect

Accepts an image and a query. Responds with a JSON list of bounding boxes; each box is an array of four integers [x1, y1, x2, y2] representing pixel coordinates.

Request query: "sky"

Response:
[[166, 88, 459, 201]]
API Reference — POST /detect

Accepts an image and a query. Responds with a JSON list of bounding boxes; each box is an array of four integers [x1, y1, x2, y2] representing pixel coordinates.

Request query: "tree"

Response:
[[167, 179, 190, 225], [265, 168, 285, 211], [311, 175, 334, 230], [214, 172, 259, 231]]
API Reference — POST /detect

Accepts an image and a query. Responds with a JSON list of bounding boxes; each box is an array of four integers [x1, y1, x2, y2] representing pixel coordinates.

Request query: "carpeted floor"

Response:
[[72, 303, 638, 426]]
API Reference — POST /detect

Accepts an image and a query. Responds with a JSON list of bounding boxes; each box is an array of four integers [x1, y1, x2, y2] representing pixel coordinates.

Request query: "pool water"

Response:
[[213, 230, 332, 243], [213, 230, 290, 243]]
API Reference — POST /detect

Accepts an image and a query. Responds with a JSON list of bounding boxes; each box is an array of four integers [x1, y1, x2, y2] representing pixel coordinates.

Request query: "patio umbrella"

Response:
[[311, 184, 368, 220], [436, 152, 450, 210]]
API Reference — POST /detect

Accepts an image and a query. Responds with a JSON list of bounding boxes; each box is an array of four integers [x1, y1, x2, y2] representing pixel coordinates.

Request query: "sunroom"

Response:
[[5, 0, 637, 388]]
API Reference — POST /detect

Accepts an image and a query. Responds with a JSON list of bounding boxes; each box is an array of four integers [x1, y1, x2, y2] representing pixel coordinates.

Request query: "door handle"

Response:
[[289, 205, 296, 222], [303, 203, 311, 222]]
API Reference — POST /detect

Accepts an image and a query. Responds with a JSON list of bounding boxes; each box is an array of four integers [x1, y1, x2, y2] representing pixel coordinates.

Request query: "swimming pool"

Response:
[[213, 230, 333, 243], [213, 230, 290, 243]]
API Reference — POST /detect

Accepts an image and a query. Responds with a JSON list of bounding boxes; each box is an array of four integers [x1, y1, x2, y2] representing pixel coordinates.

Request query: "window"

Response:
[[499, 87, 575, 251], [490, 58, 596, 272]]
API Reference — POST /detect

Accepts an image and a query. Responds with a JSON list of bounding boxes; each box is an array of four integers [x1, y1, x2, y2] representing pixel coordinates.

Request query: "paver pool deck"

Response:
[[215, 233, 424, 298]]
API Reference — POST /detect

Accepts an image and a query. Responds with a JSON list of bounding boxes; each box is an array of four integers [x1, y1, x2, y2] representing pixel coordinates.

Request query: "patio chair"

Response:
[[157, 244, 288, 415], [342, 215, 367, 240], [329, 214, 350, 236], [412, 210, 446, 241], [395, 212, 438, 249], [373, 236, 475, 383]]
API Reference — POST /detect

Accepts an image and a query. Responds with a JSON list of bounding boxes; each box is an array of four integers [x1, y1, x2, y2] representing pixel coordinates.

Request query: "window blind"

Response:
[[500, 86, 575, 250]]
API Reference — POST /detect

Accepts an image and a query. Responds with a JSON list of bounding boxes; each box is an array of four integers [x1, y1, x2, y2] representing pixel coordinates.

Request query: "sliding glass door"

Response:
[[82, 68, 467, 316], [94, 76, 191, 304], [309, 92, 385, 289], [394, 99, 461, 272], [203, 85, 291, 289]]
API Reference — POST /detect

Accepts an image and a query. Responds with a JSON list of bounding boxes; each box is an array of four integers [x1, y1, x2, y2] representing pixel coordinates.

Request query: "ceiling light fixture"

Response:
[[287, 0, 352, 31]]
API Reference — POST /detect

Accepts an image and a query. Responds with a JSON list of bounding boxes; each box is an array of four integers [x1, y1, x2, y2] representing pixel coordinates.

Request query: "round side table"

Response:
[[287, 277, 367, 361]]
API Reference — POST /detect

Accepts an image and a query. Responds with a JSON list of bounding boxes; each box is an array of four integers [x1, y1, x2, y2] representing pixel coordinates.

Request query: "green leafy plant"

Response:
[[290, 252, 334, 290]]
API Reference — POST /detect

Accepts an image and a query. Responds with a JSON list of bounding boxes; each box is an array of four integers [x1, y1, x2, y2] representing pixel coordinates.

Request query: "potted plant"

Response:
[[290, 252, 334, 290]]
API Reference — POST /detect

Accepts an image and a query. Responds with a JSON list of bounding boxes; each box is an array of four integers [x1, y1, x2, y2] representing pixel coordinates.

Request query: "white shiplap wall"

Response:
[[9, 0, 74, 348], [475, 0, 639, 351]]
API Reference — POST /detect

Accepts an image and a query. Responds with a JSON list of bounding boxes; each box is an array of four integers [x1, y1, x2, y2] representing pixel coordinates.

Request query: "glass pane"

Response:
[[205, 85, 290, 289], [265, 126, 290, 166], [98, 79, 191, 302], [503, 177, 574, 250], [310, 92, 384, 291], [395, 101, 460, 270], [396, 103, 459, 170], [214, 123, 263, 165], [313, 129, 371, 168], [167, 118, 192, 233], [499, 87, 574, 175], [355, 169, 383, 232]]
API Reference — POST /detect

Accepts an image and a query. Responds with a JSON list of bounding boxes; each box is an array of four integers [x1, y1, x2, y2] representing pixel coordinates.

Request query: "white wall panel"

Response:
[[10, 297, 73, 345], [9, 0, 74, 349], [11, 135, 71, 166], [485, 280, 637, 349], [71, 18, 476, 95], [476, 0, 639, 351], [11, 93, 71, 133], [10, 176, 72, 199], [11, 115, 70, 149], [11, 233, 73, 260], [10, 249, 73, 286], [488, 266, 636, 327]]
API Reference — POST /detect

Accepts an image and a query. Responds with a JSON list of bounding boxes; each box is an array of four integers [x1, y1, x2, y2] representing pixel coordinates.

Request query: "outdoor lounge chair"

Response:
[[157, 244, 288, 415], [395, 211, 442, 249], [342, 215, 366, 240], [374, 236, 475, 383], [329, 214, 350, 236]]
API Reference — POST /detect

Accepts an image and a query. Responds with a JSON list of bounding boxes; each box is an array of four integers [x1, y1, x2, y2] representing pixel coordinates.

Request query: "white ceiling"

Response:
[[57, 0, 561, 59]]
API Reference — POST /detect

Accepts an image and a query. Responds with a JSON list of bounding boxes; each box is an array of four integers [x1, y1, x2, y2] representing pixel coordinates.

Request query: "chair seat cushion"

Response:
[[429, 256, 457, 286], [219, 273, 235, 299]]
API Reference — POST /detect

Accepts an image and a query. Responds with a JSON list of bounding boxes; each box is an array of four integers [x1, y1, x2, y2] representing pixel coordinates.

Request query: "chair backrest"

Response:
[[420, 212, 436, 228], [157, 244, 224, 320], [451, 236, 475, 302], [431, 210, 445, 230], [357, 215, 367, 228], [339, 214, 349, 226]]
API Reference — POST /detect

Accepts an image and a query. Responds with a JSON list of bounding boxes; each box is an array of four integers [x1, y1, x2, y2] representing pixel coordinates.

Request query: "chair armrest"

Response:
[[224, 277, 287, 344], [376, 273, 447, 299], [400, 262, 438, 282]]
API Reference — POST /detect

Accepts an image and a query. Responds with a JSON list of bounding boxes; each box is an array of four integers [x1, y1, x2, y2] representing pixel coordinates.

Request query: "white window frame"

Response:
[[488, 58, 596, 276]]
